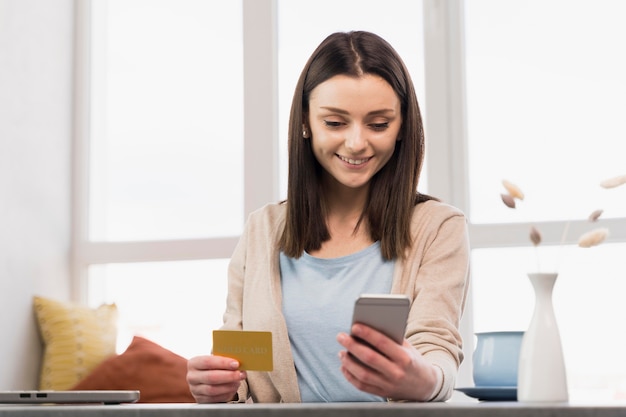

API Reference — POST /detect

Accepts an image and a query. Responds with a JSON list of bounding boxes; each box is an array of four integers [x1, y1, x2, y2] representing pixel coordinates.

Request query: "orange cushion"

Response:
[[71, 336, 194, 403]]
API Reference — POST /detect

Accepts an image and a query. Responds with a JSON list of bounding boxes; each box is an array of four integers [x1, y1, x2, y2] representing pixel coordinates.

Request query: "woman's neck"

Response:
[[309, 178, 373, 259], [321, 175, 369, 218]]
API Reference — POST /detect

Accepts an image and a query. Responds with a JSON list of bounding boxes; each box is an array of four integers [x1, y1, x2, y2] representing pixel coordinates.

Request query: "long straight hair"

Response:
[[279, 31, 435, 260]]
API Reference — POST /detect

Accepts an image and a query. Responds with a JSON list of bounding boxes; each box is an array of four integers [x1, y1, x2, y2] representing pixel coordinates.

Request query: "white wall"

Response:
[[0, 0, 73, 389]]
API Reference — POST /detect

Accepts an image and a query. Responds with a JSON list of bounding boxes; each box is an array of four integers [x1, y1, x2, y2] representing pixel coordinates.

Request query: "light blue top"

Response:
[[280, 242, 395, 402]]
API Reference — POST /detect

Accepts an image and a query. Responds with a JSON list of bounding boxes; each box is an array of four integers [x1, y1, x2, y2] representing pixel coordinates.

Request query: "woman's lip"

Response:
[[337, 155, 371, 165]]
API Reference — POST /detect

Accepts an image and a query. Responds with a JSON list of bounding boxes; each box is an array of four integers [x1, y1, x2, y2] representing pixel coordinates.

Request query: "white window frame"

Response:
[[71, 0, 626, 391], [70, 0, 278, 301], [422, 0, 626, 388], [422, 0, 474, 386]]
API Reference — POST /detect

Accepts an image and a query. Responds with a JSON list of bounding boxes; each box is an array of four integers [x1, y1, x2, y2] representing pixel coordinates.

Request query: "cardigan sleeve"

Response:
[[400, 202, 471, 401], [221, 215, 250, 402]]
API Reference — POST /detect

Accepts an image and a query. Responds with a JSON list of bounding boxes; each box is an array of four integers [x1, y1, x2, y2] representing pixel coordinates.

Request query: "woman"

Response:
[[187, 31, 470, 403]]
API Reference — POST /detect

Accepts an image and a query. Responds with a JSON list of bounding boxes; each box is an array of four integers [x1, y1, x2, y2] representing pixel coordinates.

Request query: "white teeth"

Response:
[[339, 155, 369, 165]]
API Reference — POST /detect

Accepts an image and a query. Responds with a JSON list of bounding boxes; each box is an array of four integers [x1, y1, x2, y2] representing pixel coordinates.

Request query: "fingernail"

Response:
[[230, 361, 239, 369]]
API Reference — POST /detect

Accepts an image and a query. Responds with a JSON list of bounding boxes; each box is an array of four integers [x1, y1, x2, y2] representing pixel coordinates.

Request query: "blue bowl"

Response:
[[472, 331, 524, 387]]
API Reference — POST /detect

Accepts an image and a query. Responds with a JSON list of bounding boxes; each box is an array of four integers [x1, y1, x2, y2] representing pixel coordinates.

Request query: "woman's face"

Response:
[[307, 74, 402, 192]]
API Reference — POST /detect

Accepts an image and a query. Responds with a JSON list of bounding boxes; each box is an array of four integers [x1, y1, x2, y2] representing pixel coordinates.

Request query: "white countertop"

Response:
[[2, 401, 626, 417]]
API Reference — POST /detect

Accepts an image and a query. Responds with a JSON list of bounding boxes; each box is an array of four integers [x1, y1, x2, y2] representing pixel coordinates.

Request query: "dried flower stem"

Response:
[[555, 221, 571, 270], [534, 245, 541, 272]]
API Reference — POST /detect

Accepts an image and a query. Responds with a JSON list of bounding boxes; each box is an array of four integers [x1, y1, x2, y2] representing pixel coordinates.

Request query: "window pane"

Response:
[[88, 259, 228, 359], [465, 0, 626, 224], [277, 0, 427, 199], [89, 0, 244, 241], [472, 243, 626, 400]]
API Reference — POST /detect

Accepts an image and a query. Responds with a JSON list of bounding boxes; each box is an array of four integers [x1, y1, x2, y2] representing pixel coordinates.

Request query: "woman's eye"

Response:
[[370, 122, 389, 131], [323, 120, 343, 128]]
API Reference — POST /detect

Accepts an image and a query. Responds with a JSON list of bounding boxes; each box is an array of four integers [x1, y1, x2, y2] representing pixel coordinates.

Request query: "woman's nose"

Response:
[[345, 126, 367, 152]]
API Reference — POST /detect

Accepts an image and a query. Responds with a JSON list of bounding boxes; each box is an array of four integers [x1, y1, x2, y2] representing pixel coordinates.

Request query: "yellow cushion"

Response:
[[33, 296, 118, 390]]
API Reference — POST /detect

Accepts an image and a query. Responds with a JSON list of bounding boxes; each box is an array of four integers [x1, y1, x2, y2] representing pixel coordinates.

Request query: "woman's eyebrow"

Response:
[[319, 106, 349, 115], [319, 106, 397, 116]]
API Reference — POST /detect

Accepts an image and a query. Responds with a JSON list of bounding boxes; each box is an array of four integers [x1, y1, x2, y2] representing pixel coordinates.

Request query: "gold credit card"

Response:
[[212, 330, 273, 371]]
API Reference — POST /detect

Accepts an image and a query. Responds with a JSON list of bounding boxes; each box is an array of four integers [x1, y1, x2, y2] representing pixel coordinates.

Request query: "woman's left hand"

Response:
[[336, 323, 441, 401]]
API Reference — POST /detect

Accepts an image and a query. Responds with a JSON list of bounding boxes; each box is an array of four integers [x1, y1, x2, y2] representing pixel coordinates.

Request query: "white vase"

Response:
[[517, 272, 569, 402]]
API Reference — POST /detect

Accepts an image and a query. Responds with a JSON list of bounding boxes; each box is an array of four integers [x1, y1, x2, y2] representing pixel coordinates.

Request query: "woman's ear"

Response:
[[302, 124, 310, 139]]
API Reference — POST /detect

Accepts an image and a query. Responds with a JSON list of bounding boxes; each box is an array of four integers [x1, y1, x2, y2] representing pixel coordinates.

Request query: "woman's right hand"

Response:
[[187, 355, 246, 403]]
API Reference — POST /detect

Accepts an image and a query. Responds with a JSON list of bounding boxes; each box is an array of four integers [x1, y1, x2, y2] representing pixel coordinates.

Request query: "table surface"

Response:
[[2, 401, 626, 417]]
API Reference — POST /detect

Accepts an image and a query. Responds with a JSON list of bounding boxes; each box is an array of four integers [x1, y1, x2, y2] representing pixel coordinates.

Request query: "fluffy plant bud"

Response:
[[501, 193, 516, 209], [529, 226, 542, 246], [578, 228, 609, 248], [502, 180, 525, 200], [600, 175, 626, 189]]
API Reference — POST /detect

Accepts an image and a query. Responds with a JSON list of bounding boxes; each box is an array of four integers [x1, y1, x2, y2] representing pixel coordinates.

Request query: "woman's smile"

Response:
[[337, 154, 372, 167]]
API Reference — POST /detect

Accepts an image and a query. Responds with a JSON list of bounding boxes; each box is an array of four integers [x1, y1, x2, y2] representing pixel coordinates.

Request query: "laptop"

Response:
[[0, 390, 140, 405]]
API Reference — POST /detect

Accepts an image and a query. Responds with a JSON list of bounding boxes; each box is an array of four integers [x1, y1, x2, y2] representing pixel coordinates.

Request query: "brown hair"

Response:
[[279, 31, 435, 260]]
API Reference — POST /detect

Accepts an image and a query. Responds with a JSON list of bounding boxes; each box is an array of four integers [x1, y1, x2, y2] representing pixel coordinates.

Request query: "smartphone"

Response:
[[351, 294, 411, 344]]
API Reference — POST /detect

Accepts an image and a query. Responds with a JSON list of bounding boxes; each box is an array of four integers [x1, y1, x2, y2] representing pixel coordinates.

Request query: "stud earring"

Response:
[[303, 129, 309, 138]]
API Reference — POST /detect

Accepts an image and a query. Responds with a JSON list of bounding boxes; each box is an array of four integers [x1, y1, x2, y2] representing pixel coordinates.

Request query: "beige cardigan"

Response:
[[221, 200, 470, 403]]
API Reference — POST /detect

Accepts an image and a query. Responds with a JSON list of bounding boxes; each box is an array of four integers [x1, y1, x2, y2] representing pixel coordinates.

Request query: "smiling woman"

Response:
[[186, 29, 470, 404], [78, 0, 429, 387]]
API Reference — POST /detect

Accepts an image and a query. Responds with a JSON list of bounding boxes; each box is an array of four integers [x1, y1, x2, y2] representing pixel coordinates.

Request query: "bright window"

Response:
[[82, 0, 243, 356], [89, 0, 244, 242], [75, 0, 626, 402], [464, 0, 626, 400], [465, 0, 626, 224], [88, 259, 228, 359]]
